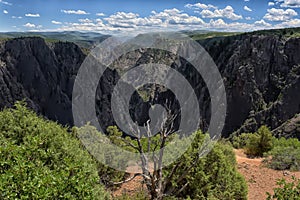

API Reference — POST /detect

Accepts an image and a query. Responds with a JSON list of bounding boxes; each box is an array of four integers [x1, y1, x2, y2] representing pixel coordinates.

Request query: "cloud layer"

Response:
[[263, 8, 297, 21], [8, 1, 300, 35]]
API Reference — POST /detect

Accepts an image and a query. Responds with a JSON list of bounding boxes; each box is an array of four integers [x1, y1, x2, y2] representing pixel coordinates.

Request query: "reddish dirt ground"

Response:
[[112, 165, 145, 198], [235, 149, 300, 200], [113, 149, 300, 199], [112, 175, 145, 198]]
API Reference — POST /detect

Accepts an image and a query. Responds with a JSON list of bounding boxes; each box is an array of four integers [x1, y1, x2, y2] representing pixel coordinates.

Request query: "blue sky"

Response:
[[1, 0, 300, 34]]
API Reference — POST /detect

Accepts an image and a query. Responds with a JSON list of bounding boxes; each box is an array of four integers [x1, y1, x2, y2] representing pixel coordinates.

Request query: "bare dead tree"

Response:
[[107, 103, 212, 200]]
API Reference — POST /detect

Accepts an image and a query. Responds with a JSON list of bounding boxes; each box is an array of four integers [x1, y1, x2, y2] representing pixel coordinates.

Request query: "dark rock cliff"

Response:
[[0, 37, 85, 125], [0, 33, 299, 138], [201, 34, 300, 137]]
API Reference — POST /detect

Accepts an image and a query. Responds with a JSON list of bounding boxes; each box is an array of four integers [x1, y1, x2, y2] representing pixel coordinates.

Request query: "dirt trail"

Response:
[[112, 175, 144, 197], [235, 149, 300, 200], [113, 149, 300, 199], [112, 164, 145, 197]]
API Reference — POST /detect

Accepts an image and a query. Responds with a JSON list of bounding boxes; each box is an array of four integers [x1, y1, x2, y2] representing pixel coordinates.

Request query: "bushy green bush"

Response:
[[242, 126, 274, 157], [245, 126, 273, 157], [265, 138, 300, 171], [76, 125, 127, 188], [231, 126, 274, 158], [165, 131, 248, 200], [265, 147, 300, 171], [267, 177, 300, 200], [244, 133, 263, 157], [231, 133, 252, 149], [273, 137, 300, 148], [0, 102, 109, 199]]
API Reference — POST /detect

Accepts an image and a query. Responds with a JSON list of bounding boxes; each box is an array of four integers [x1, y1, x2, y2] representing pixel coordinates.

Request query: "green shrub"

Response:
[[165, 131, 248, 200], [273, 137, 300, 148], [0, 102, 109, 199], [244, 133, 262, 156], [231, 133, 252, 149], [244, 126, 274, 157], [267, 177, 300, 200], [265, 138, 300, 171], [76, 125, 127, 188]]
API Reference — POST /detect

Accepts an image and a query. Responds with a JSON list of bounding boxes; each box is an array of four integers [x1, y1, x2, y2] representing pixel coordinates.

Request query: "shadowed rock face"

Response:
[[0, 34, 299, 138], [0, 37, 85, 125]]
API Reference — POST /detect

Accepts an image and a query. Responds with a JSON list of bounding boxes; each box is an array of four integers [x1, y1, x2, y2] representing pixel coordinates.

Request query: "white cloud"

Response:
[[23, 23, 36, 28], [61, 9, 89, 15], [51, 20, 62, 25], [95, 18, 104, 23], [54, 16, 277, 35], [23, 23, 43, 30], [3, 9, 8, 14], [254, 19, 272, 26], [244, 0, 250, 2], [43, 6, 300, 35], [58, 20, 106, 32], [12, 16, 22, 19], [263, 8, 297, 21], [96, 12, 105, 16], [209, 19, 227, 27], [57, 12, 146, 33], [104, 12, 146, 28], [280, 0, 300, 8], [78, 18, 93, 23], [198, 6, 243, 20], [244, 6, 252, 12], [208, 19, 259, 31], [56, 9, 207, 34], [275, 18, 300, 27], [150, 8, 205, 25], [25, 13, 40, 17], [103, 9, 205, 30], [268, 2, 275, 6], [185, 3, 217, 10], [0, 0, 12, 5]]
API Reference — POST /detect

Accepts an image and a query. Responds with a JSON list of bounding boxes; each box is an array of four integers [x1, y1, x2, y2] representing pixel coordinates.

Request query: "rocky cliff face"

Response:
[[0, 33, 299, 138], [0, 37, 85, 125], [201, 34, 300, 137]]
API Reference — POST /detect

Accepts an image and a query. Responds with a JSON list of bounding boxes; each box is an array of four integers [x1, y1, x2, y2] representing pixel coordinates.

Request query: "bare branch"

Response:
[[146, 119, 152, 153], [175, 182, 189, 196]]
